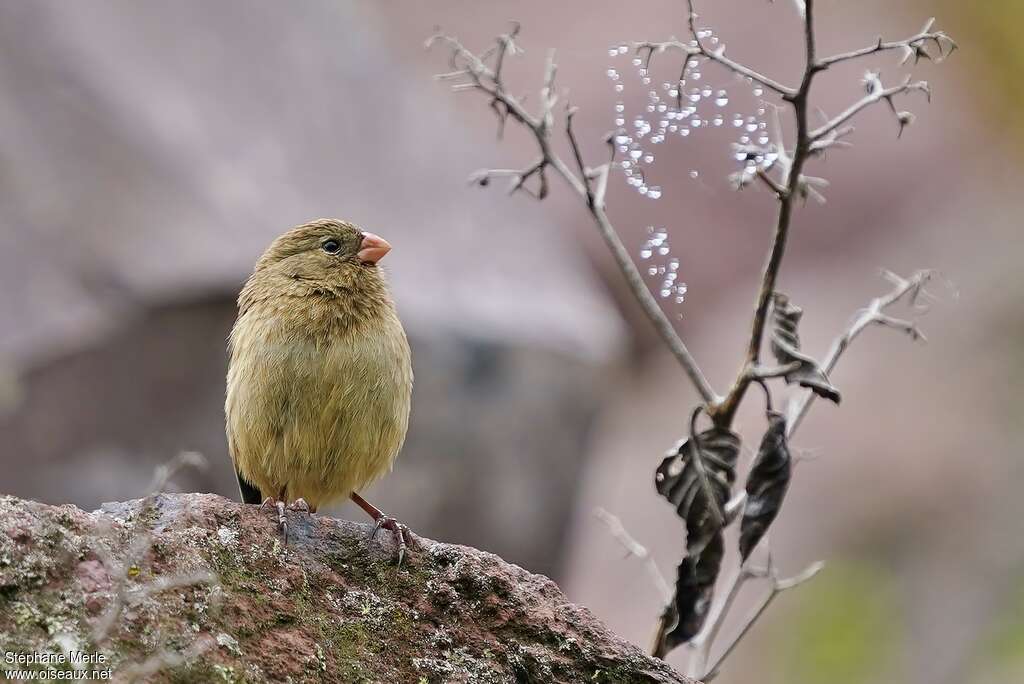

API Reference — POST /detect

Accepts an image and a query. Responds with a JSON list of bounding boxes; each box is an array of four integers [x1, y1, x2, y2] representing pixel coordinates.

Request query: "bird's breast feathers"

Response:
[[225, 297, 412, 505]]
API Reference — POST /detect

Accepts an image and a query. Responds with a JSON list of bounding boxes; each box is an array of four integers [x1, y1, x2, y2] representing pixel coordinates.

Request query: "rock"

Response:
[[0, 493, 693, 683]]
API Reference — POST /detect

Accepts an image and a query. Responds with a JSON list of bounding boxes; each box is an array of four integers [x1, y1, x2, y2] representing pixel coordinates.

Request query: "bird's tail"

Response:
[[235, 469, 264, 505]]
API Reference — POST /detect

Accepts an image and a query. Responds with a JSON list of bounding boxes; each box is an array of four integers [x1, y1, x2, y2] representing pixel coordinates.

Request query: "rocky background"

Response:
[[0, 1, 1021, 683]]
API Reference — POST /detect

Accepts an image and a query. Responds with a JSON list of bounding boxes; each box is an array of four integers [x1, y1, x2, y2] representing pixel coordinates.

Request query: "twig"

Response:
[[594, 508, 673, 604], [810, 74, 930, 141], [565, 105, 594, 205], [94, 452, 211, 644], [815, 18, 957, 70], [653, 0, 949, 666], [748, 361, 802, 380], [754, 168, 789, 197], [808, 124, 855, 155], [638, 0, 799, 98], [90, 453, 219, 680], [709, 0, 819, 428], [428, 27, 719, 404], [631, 39, 795, 99], [119, 636, 216, 683], [143, 451, 207, 496], [684, 272, 933, 674], [786, 269, 933, 434], [702, 560, 824, 680], [682, 563, 757, 678]]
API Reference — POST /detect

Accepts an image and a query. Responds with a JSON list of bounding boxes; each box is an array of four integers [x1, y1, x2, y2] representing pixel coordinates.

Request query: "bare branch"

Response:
[[748, 361, 803, 380], [710, 0, 820, 427], [811, 73, 931, 141], [654, 0, 825, 662], [729, 103, 791, 195], [802, 0, 817, 63], [144, 450, 206, 494], [635, 0, 797, 99], [91, 452, 219, 684], [591, 161, 612, 210], [649, 0, 953, 665], [703, 560, 824, 680], [786, 270, 934, 434], [689, 271, 935, 669], [539, 49, 558, 132], [594, 508, 673, 604], [694, 271, 935, 671], [119, 636, 216, 684], [816, 18, 957, 69], [682, 564, 756, 678], [755, 168, 789, 197], [683, 546, 823, 680], [565, 105, 595, 206], [428, 28, 719, 404], [632, 38, 796, 99], [808, 124, 855, 155]]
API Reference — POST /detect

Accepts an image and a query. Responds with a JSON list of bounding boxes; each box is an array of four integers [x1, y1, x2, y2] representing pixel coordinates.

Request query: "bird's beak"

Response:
[[357, 232, 391, 265]]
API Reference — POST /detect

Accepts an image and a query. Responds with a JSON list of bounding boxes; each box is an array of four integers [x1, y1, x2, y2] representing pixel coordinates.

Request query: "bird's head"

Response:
[[252, 218, 392, 292]]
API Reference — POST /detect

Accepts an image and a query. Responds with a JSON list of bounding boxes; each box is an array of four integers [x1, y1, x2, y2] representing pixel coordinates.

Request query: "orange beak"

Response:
[[357, 232, 391, 265]]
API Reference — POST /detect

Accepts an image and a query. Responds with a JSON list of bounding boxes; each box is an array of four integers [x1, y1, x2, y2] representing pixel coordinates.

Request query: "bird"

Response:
[[225, 218, 414, 560]]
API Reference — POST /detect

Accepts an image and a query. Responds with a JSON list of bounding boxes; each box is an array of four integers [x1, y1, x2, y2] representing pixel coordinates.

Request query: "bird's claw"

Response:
[[288, 498, 311, 513], [255, 497, 290, 544], [371, 515, 416, 567], [276, 500, 288, 544]]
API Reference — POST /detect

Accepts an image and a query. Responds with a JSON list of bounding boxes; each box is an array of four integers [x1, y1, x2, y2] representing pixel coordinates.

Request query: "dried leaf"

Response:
[[770, 293, 841, 403], [655, 411, 741, 556], [654, 410, 740, 648], [661, 534, 724, 649], [739, 410, 792, 561]]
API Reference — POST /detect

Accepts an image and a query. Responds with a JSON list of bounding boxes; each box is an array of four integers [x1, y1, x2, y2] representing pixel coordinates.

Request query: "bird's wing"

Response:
[[227, 412, 267, 505]]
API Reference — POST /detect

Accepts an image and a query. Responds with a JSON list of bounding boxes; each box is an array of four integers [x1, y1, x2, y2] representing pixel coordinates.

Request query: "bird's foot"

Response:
[[276, 500, 288, 544], [370, 515, 417, 567], [350, 492, 417, 566], [256, 496, 289, 544], [288, 498, 313, 513]]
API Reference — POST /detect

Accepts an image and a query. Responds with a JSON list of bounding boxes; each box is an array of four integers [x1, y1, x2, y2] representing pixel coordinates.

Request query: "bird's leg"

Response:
[[276, 487, 289, 543], [350, 492, 415, 566], [257, 491, 317, 544], [256, 486, 290, 543]]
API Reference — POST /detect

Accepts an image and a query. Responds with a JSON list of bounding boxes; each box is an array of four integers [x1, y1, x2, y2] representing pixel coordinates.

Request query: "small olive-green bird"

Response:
[[225, 218, 414, 558]]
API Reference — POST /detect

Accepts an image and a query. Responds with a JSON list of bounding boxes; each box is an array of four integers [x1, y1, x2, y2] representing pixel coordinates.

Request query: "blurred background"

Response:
[[0, 1, 1019, 682]]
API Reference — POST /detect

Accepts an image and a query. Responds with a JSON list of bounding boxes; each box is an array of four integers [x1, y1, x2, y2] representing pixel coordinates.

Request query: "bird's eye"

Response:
[[321, 239, 341, 254]]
